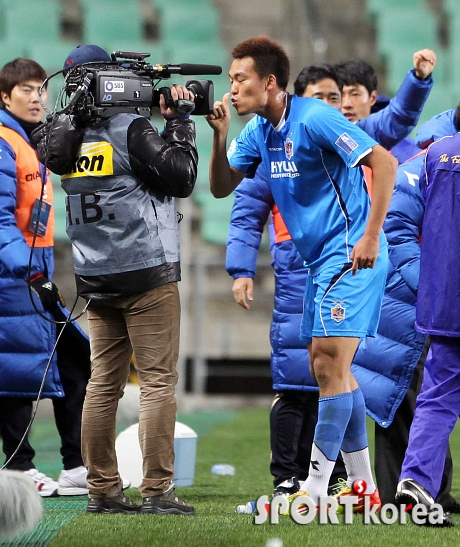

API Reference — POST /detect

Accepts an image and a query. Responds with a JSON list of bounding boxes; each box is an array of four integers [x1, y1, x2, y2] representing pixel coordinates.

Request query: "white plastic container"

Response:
[[115, 422, 198, 487]]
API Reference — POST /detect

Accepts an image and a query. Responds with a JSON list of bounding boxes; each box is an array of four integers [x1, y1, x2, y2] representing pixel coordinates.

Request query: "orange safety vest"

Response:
[[0, 126, 54, 247]]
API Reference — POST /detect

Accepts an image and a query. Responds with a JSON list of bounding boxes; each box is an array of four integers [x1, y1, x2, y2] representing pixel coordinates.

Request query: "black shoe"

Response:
[[273, 477, 300, 497], [87, 490, 141, 514], [141, 487, 196, 515], [438, 496, 460, 514], [443, 500, 460, 514], [395, 478, 454, 527]]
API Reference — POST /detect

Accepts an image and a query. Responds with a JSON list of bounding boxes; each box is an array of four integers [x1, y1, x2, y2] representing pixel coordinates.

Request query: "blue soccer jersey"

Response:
[[228, 95, 387, 274]]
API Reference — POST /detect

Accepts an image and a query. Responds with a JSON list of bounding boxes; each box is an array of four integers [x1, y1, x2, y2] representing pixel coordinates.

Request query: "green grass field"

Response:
[[4, 409, 460, 547]]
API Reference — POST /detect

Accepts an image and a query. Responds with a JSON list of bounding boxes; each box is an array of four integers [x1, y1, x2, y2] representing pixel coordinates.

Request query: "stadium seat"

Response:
[[29, 42, 80, 73], [0, 43, 31, 67], [445, 10, 460, 88], [159, 4, 220, 46], [375, 8, 437, 57], [367, 0, 426, 17], [2, 1, 62, 42], [194, 191, 234, 245], [411, 86, 457, 136], [162, 41, 228, 68], [82, 3, 145, 45], [383, 46, 449, 96]]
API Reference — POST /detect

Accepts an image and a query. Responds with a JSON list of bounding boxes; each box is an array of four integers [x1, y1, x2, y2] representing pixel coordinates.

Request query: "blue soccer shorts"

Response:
[[300, 248, 388, 341]]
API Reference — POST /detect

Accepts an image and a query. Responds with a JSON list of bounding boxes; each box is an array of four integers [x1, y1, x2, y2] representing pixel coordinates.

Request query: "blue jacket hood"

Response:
[[415, 109, 456, 149]]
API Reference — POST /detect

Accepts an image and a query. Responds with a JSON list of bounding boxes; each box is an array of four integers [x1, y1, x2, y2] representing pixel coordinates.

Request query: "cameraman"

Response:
[[37, 45, 198, 515]]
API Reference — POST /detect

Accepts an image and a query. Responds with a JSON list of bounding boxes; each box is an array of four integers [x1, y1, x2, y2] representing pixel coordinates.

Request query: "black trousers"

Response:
[[374, 343, 455, 506], [270, 390, 347, 488], [0, 324, 90, 471]]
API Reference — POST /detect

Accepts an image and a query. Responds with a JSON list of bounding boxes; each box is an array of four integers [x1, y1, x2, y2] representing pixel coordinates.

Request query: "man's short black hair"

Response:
[[232, 35, 290, 90], [0, 58, 47, 109], [335, 59, 377, 95], [294, 64, 342, 97]]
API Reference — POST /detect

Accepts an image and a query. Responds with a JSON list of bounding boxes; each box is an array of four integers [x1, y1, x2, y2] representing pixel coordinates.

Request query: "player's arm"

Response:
[[206, 93, 245, 197], [358, 49, 436, 149], [352, 145, 398, 274]]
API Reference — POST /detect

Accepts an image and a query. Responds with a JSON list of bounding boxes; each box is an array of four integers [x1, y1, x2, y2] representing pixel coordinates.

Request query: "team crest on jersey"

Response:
[[331, 300, 346, 323], [285, 138, 294, 160], [335, 133, 358, 155]]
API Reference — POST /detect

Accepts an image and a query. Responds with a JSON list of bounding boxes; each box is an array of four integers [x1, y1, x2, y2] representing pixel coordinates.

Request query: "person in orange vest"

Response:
[[0, 58, 92, 497]]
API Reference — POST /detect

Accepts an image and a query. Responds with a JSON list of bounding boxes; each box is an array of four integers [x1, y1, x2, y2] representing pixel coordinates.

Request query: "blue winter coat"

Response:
[[0, 110, 89, 398], [351, 151, 427, 425]]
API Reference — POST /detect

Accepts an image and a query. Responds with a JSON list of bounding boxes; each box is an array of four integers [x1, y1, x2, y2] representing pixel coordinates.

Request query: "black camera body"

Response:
[[63, 52, 220, 121]]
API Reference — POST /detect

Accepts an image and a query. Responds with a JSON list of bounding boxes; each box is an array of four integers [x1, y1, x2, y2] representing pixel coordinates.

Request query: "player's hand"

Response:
[[160, 84, 194, 118], [232, 277, 253, 309], [206, 93, 231, 132], [350, 235, 379, 276], [413, 49, 436, 79]]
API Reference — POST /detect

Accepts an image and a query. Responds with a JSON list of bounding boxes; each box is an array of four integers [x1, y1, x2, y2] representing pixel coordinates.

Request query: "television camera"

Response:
[[49, 51, 222, 122]]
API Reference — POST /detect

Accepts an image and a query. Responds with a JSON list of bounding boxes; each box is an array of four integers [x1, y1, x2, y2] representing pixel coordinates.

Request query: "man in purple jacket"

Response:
[[395, 111, 460, 527]]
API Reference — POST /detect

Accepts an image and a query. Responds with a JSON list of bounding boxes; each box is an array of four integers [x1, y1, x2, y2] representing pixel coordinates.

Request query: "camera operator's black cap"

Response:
[[63, 44, 111, 71]]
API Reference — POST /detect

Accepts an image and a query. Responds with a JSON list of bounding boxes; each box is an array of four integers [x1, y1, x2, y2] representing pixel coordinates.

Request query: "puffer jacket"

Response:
[[0, 109, 89, 397]]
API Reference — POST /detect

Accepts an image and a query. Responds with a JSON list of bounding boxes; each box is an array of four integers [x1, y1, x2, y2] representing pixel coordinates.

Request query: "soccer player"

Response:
[[207, 35, 397, 510]]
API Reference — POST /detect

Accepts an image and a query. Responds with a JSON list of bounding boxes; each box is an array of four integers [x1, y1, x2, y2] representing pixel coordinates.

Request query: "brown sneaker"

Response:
[[87, 490, 141, 514], [141, 487, 196, 515]]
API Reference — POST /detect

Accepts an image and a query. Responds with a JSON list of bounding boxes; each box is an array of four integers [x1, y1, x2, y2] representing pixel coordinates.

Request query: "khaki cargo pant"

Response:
[[81, 283, 179, 498]]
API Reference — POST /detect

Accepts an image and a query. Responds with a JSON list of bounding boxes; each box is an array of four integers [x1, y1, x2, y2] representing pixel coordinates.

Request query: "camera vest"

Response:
[[61, 113, 180, 277]]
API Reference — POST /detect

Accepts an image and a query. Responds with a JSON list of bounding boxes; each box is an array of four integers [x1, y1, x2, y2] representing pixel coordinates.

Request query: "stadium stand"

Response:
[[1, 1, 62, 42], [368, 0, 455, 129], [81, 1, 145, 48]]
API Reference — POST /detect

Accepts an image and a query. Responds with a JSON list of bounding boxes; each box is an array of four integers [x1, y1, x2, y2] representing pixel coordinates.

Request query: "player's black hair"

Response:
[[335, 59, 377, 95], [294, 64, 342, 97]]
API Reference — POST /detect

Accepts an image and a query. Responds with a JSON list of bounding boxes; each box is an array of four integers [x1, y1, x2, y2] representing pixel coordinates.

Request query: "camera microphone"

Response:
[[156, 63, 223, 76]]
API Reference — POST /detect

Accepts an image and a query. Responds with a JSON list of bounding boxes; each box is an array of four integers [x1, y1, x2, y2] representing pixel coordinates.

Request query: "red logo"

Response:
[[352, 479, 367, 495]]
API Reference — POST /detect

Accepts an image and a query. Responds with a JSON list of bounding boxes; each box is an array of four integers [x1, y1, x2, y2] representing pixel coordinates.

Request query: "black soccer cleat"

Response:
[[396, 478, 454, 527]]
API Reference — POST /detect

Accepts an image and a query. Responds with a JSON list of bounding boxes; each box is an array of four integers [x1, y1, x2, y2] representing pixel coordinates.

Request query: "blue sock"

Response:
[[314, 392, 353, 461], [341, 387, 368, 453]]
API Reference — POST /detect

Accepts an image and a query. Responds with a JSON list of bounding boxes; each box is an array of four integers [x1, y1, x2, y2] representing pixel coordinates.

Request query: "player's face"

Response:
[[1, 79, 47, 123], [229, 57, 270, 116], [302, 78, 342, 109], [341, 84, 377, 122]]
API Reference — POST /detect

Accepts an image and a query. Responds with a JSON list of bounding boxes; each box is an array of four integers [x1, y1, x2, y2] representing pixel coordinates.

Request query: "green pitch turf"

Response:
[[2, 409, 459, 547]]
